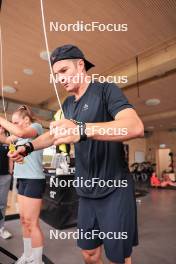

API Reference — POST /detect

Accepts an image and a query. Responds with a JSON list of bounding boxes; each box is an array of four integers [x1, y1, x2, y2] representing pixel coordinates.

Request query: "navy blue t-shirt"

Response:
[[63, 81, 133, 198]]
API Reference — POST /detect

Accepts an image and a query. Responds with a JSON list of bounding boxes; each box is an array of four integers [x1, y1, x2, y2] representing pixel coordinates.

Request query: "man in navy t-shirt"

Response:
[[10, 45, 144, 264]]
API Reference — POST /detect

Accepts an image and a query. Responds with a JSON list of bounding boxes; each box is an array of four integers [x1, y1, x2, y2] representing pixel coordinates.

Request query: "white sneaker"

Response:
[[31, 261, 44, 264], [15, 254, 33, 264], [0, 227, 13, 239]]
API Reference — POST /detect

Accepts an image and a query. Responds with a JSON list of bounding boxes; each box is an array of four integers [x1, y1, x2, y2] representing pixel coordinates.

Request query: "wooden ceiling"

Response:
[[0, 0, 176, 130]]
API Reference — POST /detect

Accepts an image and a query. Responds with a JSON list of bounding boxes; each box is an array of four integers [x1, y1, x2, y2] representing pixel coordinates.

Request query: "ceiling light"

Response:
[[23, 68, 33, 75], [40, 51, 51, 61], [14, 80, 19, 85], [160, 144, 166, 148], [146, 126, 154, 130], [3, 85, 16, 94], [145, 98, 160, 106]]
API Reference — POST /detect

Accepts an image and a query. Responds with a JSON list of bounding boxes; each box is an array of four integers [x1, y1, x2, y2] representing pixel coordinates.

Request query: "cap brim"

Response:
[[84, 59, 95, 71], [51, 55, 95, 71]]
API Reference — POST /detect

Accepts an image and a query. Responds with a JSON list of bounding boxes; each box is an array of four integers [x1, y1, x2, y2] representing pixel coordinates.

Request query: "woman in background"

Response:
[[0, 105, 45, 264]]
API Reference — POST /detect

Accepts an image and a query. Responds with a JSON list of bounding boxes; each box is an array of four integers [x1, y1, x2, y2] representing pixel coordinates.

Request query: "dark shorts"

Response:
[[77, 175, 138, 263], [17, 178, 46, 199]]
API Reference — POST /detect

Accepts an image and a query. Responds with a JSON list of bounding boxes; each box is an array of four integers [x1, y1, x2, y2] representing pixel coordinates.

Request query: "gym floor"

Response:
[[0, 189, 176, 264]]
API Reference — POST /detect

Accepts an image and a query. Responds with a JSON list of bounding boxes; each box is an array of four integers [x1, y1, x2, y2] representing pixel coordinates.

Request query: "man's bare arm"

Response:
[[51, 108, 144, 146], [8, 131, 54, 163], [31, 131, 54, 150], [86, 108, 144, 141]]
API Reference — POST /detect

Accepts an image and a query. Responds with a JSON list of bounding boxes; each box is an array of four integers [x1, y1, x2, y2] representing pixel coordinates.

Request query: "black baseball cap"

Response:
[[50, 44, 95, 71]]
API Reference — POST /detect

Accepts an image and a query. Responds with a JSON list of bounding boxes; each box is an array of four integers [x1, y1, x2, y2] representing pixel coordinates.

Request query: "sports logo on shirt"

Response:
[[82, 103, 89, 111]]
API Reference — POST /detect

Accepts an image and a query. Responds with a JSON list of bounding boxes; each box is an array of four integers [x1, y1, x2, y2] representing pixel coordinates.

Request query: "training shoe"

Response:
[[15, 254, 33, 264], [31, 261, 45, 264], [0, 227, 13, 239]]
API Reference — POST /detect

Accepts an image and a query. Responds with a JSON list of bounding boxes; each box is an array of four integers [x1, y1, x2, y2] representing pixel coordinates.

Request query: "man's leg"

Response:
[[109, 256, 131, 264], [81, 246, 103, 264], [77, 197, 104, 264], [125, 257, 131, 264], [0, 175, 11, 228]]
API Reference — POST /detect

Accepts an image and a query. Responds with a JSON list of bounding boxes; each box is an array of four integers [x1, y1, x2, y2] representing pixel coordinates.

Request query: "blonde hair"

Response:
[[14, 105, 36, 123]]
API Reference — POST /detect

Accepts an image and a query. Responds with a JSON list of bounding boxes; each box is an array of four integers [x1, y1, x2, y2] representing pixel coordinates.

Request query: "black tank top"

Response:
[[0, 144, 9, 175]]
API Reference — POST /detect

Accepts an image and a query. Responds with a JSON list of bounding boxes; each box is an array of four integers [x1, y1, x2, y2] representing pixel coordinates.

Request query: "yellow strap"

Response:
[[9, 143, 16, 153], [54, 109, 67, 153]]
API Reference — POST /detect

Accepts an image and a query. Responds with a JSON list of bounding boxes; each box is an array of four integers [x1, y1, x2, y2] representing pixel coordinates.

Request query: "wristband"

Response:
[[16, 142, 34, 157], [70, 119, 87, 142]]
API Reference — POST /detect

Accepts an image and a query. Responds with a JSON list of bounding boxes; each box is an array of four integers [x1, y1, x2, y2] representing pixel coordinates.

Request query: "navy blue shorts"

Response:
[[17, 179, 46, 199], [77, 175, 138, 263]]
